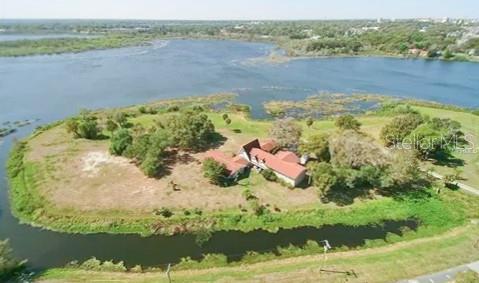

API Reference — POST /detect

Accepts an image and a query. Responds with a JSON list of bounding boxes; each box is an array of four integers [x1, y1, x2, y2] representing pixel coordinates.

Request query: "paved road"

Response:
[[398, 261, 479, 283], [427, 171, 479, 196]]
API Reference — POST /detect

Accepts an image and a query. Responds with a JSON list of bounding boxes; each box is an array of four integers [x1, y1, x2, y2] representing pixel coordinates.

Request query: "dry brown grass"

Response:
[[25, 124, 319, 214]]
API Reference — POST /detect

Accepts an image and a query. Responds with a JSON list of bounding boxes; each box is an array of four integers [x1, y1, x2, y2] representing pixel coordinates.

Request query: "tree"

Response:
[[139, 130, 170, 177], [0, 240, 24, 281], [202, 158, 228, 185], [225, 118, 232, 125], [222, 113, 229, 120], [165, 111, 216, 151], [65, 118, 79, 137], [124, 130, 170, 177], [269, 118, 302, 151], [306, 117, 314, 128], [109, 129, 132, 156], [310, 162, 337, 196], [329, 130, 390, 168], [380, 113, 424, 146], [138, 106, 147, 114], [299, 133, 330, 162], [407, 123, 445, 159], [382, 150, 420, 188], [335, 114, 361, 131], [65, 111, 100, 139]]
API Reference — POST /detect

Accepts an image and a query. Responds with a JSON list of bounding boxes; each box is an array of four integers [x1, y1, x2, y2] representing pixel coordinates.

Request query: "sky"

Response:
[[1, 0, 478, 20]]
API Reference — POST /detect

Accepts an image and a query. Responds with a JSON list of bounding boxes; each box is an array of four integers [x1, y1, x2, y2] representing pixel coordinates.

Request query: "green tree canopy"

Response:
[[335, 114, 361, 131], [202, 158, 228, 186], [269, 117, 302, 151]]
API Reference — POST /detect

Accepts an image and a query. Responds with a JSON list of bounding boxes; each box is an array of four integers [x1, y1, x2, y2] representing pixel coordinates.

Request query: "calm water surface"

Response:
[[0, 39, 478, 269]]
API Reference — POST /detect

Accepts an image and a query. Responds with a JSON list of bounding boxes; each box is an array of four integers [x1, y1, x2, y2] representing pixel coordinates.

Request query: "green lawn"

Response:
[[413, 106, 479, 188]]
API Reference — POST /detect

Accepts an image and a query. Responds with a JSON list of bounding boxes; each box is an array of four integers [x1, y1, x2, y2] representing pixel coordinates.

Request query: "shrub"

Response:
[[306, 117, 314, 127], [202, 158, 228, 186], [261, 169, 278, 182], [138, 106, 147, 114], [167, 105, 180, 112], [335, 114, 361, 131], [154, 207, 173, 218], [109, 129, 132, 156], [66, 111, 101, 139]]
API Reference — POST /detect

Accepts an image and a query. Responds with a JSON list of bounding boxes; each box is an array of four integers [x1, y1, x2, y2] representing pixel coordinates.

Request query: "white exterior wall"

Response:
[[238, 148, 306, 187]]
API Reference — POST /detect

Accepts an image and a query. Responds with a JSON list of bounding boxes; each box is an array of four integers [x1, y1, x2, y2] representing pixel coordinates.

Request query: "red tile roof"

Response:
[[260, 139, 278, 152], [204, 150, 248, 175], [275, 151, 300, 164], [250, 148, 306, 180]]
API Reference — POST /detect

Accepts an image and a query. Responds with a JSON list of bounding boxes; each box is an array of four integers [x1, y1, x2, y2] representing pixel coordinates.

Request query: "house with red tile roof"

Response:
[[238, 139, 307, 187], [204, 139, 307, 187], [204, 150, 249, 179]]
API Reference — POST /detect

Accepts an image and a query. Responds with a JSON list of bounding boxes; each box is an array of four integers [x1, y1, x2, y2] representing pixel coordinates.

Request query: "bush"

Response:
[[66, 111, 101, 139], [202, 158, 228, 186], [154, 207, 173, 218], [335, 114, 361, 131], [138, 106, 147, 114], [167, 105, 180, 112], [261, 169, 278, 182], [109, 129, 132, 156]]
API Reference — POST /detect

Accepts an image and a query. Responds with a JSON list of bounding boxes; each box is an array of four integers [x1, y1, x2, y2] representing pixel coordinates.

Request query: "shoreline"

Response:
[[1, 35, 478, 64]]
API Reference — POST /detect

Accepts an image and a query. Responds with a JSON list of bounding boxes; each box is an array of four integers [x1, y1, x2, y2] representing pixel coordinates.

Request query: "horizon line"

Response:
[[1, 17, 478, 22]]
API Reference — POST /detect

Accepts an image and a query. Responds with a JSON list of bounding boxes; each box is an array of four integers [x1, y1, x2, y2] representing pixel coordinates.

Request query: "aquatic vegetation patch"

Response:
[[264, 93, 396, 118]]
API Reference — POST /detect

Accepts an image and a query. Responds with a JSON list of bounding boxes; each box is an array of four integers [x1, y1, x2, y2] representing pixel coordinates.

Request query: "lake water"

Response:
[[0, 39, 478, 270]]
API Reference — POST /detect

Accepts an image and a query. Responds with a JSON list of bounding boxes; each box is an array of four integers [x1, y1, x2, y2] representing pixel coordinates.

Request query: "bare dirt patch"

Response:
[[27, 126, 319, 214]]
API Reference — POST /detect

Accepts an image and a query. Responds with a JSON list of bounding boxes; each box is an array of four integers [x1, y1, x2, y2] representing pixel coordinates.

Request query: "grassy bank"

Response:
[[36, 224, 479, 282], [0, 34, 157, 57]]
